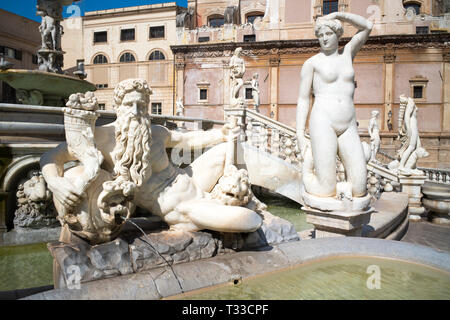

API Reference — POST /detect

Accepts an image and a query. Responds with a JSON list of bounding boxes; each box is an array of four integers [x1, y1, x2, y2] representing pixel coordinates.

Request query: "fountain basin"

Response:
[[422, 182, 450, 225], [23, 237, 450, 300], [0, 69, 96, 106]]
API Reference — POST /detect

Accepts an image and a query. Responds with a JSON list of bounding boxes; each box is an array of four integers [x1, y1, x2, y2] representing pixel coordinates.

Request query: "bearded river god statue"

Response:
[[40, 79, 264, 244], [296, 12, 373, 214]]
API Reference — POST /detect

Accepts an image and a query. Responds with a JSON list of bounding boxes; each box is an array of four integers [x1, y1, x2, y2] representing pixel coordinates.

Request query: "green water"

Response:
[[179, 256, 450, 300], [0, 243, 53, 291], [262, 196, 313, 232]]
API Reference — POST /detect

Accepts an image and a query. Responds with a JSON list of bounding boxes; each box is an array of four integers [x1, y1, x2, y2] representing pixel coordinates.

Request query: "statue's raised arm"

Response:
[[322, 12, 373, 59]]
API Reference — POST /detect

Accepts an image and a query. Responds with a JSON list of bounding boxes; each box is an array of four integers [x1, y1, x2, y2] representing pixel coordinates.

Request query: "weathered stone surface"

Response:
[[49, 212, 299, 288]]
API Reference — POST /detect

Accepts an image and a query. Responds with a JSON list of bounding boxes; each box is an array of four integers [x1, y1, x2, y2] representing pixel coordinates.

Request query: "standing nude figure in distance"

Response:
[[296, 12, 373, 199], [368, 110, 381, 164]]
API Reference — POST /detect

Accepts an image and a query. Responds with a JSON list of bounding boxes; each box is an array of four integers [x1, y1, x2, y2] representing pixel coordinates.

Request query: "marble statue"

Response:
[[251, 73, 261, 112], [41, 79, 263, 244], [176, 97, 185, 116], [263, 0, 271, 22], [229, 47, 246, 108], [368, 110, 381, 164], [296, 12, 373, 210], [36, 0, 65, 73], [13, 171, 59, 230], [393, 95, 429, 175]]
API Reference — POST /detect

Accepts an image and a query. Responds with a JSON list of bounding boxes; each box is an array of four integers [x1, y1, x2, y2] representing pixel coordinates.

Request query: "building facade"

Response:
[[63, 2, 179, 115], [172, 0, 450, 168], [0, 9, 40, 103]]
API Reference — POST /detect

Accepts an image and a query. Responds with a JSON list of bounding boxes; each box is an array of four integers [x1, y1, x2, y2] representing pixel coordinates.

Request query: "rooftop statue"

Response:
[[41, 79, 263, 244], [296, 12, 373, 210]]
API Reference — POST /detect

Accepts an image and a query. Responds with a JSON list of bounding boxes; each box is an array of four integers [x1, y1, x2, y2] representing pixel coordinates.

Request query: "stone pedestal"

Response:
[[422, 182, 450, 226], [399, 174, 427, 221], [305, 206, 373, 238]]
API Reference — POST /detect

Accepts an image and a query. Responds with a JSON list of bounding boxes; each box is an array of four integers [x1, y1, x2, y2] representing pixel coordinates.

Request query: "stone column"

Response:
[[399, 174, 427, 221], [442, 52, 450, 132], [383, 51, 396, 131], [269, 56, 280, 120]]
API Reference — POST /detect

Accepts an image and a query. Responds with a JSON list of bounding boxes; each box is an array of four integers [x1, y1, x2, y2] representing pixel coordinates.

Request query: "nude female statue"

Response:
[[296, 12, 373, 199]]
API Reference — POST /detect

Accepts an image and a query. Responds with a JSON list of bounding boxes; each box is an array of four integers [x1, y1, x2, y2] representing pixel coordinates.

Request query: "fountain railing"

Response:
[[224, 107, 302, 166], [0, 103, 226, 136]]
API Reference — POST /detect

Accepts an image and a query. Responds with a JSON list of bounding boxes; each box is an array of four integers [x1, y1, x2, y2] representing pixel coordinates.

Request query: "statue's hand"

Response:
[[297, 132, 310, 160], [47, 176, 85, 210], [222, 122, 241, 142]]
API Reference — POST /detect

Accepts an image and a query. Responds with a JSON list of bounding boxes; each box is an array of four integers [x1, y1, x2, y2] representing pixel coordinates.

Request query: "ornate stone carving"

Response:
[[36, 0, 66, 74], [384, 53, 396, 63], [41, 79, 263, 244], [13, 171, 59, 230], [389, 95, 429, 176], [269, 57, 280, 67], [229, 47, 246, 108]]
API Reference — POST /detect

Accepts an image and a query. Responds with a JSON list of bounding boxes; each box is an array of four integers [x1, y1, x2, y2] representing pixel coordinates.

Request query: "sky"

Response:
[[0, 0, 188, 22]]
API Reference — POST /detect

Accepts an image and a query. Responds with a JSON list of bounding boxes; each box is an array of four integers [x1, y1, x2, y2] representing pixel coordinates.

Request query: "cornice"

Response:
[[171, 33, 450, 58]]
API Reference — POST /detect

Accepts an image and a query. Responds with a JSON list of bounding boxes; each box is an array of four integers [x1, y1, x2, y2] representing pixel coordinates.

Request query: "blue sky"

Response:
[[0, 0, 188, 22]]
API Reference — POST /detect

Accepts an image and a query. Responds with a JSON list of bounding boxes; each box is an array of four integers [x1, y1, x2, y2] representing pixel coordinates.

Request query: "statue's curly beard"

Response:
[[111, 109, 152, 189]]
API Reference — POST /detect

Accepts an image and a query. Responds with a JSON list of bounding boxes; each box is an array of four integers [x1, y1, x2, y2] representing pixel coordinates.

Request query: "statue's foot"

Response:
[[336, 182, 353, 201]]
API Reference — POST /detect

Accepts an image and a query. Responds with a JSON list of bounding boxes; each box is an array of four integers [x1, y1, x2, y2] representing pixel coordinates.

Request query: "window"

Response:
[[0, 46, 21, 60], [209, 16, 225, 28], [199, 89, 208, 101], [98, 103, 106, 110], [94, 31, 107, 43], [243, 34, 256, 42], [149, 26, 165, 39], [413, 86, 423, 99], [245, 88, 253, 100], [151, 102, 162, 115], [121, 29, 135, 41], [95, 84, 108, 89], [149, 50, 165, 61], [246, 13, 264, 24], [410, 76, 428, 101], [93, 54, 108, 64], [323, 0, 339, 15], [404, 2, 421, 15], [32, 54, 38, 65], [119, 52, 136, 63], [416, 26, 429, 34], [198, 36, 210, 43]]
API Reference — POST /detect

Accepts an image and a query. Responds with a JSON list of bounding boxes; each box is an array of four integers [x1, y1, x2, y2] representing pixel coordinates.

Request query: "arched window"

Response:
[[149, 50, 165, 61], [119, 52, 136, 63], [93, 54, 108, 64], [246, 12, 264, 24], [208, 15, 225, 28], [403, 1, 421, 15]]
